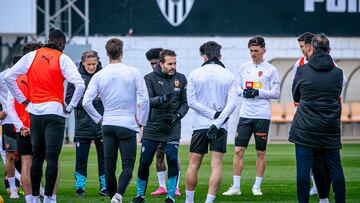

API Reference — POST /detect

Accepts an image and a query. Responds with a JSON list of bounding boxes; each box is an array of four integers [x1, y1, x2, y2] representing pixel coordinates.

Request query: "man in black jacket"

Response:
[[65, 50, 107, 197], [132, 49, 188, 203], [289, 33, 345, 203]]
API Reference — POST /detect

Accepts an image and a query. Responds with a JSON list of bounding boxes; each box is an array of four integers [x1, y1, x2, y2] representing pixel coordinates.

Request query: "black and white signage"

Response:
[[157, 0, 194, 26]]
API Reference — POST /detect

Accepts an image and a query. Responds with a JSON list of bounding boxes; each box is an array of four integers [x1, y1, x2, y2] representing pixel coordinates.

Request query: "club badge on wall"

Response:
[[157, 0, 195, 27]]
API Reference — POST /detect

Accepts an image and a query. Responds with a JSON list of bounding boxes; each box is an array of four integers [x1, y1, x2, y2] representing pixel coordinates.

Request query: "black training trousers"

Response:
[[102, 125, 137, 198], [30, 114, 65, 197]]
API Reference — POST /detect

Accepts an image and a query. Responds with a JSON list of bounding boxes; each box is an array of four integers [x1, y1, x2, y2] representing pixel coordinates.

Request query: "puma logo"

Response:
[[20, 80, 28, 87], [158, 81, 164, 86], [41, 55, 53, 64]]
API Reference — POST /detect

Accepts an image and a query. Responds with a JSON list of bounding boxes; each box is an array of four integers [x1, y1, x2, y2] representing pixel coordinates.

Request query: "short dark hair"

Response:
[[297, 32, 314, 45], [159, 49, 176, 63], [105, 38, 123, 60], [312, 33, 330, 52], [145, 48, 164, 61], [81, 50, 99, 62], [22, 42, 44, 55], [199, 41, 222, 60], [248, 36, 265, 48], [49, 29, 66, 44]]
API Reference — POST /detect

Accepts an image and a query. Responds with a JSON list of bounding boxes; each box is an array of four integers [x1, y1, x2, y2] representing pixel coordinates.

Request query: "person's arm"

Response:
[[333, 61, 347, 87], [292, 67, 302, 103], [144, 76, 162, 107], [82, 75, 102, 124], [236, 67, 245, 96], [342, 72, 347, 88], [186, 72, 217, 119], [136, 71, 150, 127], [4, 52, 35, 104], [60, 55, 85, 113], [213, 78, 237, 128], [291, 59, 300, 84], [65, 81, 84, 109], [6, 91, 23, 131], [175, 78, 189, 119], [257, 69, 280, 100]]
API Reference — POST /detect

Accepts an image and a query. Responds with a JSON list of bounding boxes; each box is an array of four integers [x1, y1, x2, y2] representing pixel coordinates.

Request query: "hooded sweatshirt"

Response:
[[289, 50, 343, 149]]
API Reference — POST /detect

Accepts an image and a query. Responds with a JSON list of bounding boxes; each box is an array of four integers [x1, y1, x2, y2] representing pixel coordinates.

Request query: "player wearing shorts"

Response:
[[223, 36, 280, 196], [6, 42, 44, 203], [185, 41, 237, 203], [0, 61, 20, 199]]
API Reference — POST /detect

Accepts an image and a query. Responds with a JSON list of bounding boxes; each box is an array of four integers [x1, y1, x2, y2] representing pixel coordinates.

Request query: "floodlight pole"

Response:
[[39, 0, 89, 44]]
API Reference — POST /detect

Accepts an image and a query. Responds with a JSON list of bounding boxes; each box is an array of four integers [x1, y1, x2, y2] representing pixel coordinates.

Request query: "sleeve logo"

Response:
[[245, 81, 263, 89]]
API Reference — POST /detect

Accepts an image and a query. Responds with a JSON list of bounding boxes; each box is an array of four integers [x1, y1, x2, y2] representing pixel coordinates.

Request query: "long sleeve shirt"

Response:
[[7, 92, 22, 132], [4, 50, 85, 117], [237, 61, 280, 119], [0, 69, 12, 125], [187, 63, 237, 130], [82, 63, 150, 132]]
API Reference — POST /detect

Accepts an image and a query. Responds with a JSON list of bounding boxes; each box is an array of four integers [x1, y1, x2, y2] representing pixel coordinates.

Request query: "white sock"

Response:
[[205, 194, 216, 203], [113, 193, 122, 200], [233, 176, 241, 189], [44, 195, 53, 203], [52, 194, 56, 201], [157, 171, 167, 188], [185, 190, 194, 203], [319, 198, 329, 203], [8, 177, 16, 190], [15, 170, 22, 184], [254, 176, 263, 188], [176, 171, 181, 189], [25, 194, 33, 203], [311, 175, 317, 189], [32, 195, 40, 203]]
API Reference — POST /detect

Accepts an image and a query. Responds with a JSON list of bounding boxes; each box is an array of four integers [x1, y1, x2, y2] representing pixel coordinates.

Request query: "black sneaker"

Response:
[[99, 188, 108, 196], [76, 188, 85, 196], [132, 195, 145, 203], [165, 197, 175, 203]]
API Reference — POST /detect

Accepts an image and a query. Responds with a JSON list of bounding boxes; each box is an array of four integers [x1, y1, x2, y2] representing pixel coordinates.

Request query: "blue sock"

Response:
[[167, 176, 178, 198], [136, 178, 147, 196], [99, 175, 106, 189], [75, 172, 86, 190]]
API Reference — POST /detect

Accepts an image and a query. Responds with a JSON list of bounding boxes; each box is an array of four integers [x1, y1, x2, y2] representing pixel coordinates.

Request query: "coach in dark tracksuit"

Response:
[[133, 50, 188, 203], [66, 51, 107, 196], [289, 34, 345, 203]]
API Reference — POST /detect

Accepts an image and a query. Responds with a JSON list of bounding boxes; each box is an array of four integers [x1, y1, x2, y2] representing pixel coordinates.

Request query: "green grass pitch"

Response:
[[1, 144, 359, 202]]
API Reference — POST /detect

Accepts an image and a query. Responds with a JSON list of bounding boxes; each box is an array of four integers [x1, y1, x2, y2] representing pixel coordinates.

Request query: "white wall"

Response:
[[70, 36, 360, 76]]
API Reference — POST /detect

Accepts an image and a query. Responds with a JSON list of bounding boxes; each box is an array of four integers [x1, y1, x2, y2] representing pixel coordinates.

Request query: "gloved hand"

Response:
[[206, 124, 219, 140], [243, 88, 259, 98], [159, 92, 173, 104], [214, 111, 221, 119], [165, 113, 181, 124]]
